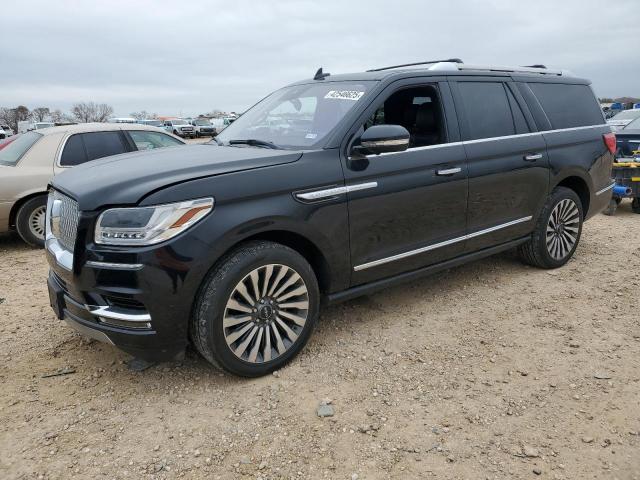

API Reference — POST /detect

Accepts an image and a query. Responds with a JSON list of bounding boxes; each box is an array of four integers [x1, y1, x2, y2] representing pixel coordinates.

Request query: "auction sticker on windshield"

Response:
[[325, 90, 365, 101]]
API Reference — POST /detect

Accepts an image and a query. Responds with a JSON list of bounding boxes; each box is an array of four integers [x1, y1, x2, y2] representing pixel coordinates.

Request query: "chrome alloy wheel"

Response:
[[28, 205, 47, 240], [223, 264, 309, 363], [546, 198, 580, 260]]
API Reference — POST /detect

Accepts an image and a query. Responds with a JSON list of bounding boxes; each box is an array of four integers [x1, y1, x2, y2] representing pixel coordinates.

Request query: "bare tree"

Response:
[[50, 109, 64, 123], [129, 111, 149, 120], [0, 105, 31, 133], [71, 102, 114, 123], [32, 107, 51, 122]]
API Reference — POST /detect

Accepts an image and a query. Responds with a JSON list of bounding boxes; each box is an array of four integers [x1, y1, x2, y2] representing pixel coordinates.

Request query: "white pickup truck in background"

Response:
[[17, 121, 55, 133], [0, 124, 14, 139]]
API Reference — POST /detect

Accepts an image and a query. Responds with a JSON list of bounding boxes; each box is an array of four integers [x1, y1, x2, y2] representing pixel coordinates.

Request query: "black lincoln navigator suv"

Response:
[[45, 60, 615, 376]]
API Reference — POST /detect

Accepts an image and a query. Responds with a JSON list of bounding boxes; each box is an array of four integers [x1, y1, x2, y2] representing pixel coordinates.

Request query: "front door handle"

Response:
[[523, 153, 543, 162], [436, 167, 462, 176]]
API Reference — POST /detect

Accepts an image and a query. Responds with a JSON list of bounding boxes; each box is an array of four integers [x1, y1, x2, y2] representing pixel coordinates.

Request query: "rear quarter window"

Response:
[[0, 132, 42, 166], [528, 83, 604, 129]]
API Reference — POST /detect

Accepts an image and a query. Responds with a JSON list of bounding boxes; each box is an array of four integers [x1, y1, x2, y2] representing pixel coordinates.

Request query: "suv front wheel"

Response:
[[519, 186, 583, 269], [190, 241, 319, 376]]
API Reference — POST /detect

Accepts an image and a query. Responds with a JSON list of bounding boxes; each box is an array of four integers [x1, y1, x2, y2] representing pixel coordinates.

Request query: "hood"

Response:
[[52, 144, 302, 210]]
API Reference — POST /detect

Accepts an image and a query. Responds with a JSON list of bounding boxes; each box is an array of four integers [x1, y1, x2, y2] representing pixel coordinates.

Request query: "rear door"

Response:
[[54, 130, 132, 173], [450, 78, 549, 251]]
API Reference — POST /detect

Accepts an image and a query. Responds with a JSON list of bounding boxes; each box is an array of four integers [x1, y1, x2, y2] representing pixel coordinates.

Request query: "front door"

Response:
[[342, 80, 469, 286]]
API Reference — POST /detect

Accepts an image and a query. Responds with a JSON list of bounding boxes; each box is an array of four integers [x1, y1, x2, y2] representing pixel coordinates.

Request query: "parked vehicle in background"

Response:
[[109, 117, 137, 124], [44, 60, 614, 376], [607, 109, 640, 131], [191, 118, 216, 137], [17, 121, 55, 133], [209, 117, 236, 134], [138, 119, 164, 128], [614, 116, 640, 159], [0, 136, 17, 150], [0, 124, 14, 139], [0, 123, 185, 247], [164, 119, 196, 138]]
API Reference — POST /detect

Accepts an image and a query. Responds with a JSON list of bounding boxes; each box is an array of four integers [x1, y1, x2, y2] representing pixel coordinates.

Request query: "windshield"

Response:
[[624, 117, 640, 129], [144, 120, 163, 127], [216, 81, 375, 149], [194, 119, 211, 126], [612, 110, 640, 121], [172, 119, 188, 125], [0, 132, 42, 166]]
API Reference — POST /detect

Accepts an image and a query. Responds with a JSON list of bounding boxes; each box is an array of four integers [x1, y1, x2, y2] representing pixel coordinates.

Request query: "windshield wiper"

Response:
[[228, 139, 280, 149]]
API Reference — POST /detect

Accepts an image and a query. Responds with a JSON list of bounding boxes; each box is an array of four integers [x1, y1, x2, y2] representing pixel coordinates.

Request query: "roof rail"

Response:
[[367, 58, 463, 72], [456, 64, 563, 76]]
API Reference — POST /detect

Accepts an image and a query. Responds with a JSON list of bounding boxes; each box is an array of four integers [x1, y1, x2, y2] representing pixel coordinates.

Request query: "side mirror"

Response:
[[355, 124, 410, 156]]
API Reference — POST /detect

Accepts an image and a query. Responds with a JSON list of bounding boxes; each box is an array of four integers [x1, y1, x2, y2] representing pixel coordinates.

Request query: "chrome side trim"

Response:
[[595, 182, 615, 196], [88, 305, 151, 322], [346, 181, 378, 193], [362, 124, 609, 159], [361, 138, 408, 148], [296, 182, 378, 201], [85, 261, 144, 270], [353, 216, 533, 271], [296, 186, 347, 200], [366, 141, 463, 158], [45, 238, 73, 271]]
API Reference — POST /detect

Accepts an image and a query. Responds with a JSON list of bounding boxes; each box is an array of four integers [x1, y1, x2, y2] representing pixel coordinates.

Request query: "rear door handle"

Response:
[[436, 167, 462, 176], [523, 153, 543, 162]]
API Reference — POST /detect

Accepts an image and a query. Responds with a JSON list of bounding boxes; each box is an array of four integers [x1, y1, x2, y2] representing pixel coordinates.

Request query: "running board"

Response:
[[324, 236, 530, 305]]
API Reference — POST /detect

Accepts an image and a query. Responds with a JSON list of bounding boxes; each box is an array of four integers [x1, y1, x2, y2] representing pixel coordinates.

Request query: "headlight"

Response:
[[95, 197, 214, 246]]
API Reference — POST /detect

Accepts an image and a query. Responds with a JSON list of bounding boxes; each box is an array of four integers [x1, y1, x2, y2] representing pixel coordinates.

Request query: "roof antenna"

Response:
[[314, 67, 330, 80]]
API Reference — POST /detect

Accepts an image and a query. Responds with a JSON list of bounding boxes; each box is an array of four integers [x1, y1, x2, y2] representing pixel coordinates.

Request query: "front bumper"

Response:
[[44, 228, 214, 362]]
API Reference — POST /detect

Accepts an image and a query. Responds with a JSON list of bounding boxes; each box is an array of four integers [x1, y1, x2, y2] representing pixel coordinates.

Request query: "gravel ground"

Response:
[[1, 201, 639, 480]]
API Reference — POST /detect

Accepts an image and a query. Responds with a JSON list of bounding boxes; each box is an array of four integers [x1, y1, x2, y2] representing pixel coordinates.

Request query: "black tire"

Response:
[[190, 241, 320, 377], [15, 195, 47, 248], [519, 187, 583, 269], [602, 198, 618, 216], [196, 131, 201, 138], [632, 198, 640, 214]]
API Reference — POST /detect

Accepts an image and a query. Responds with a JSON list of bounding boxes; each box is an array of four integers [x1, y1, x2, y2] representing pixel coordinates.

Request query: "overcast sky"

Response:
[[1, 0, 636, 117]]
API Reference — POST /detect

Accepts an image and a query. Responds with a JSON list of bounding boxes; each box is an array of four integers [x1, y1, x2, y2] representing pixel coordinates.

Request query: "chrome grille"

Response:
[[51, 190, 79, 252]]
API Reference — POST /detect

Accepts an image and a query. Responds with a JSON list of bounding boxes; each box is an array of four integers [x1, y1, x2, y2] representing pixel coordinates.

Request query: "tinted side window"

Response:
[[457, 82, 515, 140], [527, 83, 604, 129], [82, 131, 127, 161], [60, 134, 87, 166]]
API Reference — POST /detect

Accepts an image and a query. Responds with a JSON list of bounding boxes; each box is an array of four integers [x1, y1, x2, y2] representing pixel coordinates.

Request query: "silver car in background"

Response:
[[0, 123, 184, 247]]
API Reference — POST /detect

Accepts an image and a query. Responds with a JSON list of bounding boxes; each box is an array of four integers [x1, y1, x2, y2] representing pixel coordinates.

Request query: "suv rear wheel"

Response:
[[519, 187, 583, 269], [190, 241, 319, 377], [15, 195, 47, 248]]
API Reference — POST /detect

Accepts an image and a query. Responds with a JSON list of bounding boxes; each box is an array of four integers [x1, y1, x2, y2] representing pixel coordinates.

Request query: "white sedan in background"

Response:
[[0, 123, 184, 247]]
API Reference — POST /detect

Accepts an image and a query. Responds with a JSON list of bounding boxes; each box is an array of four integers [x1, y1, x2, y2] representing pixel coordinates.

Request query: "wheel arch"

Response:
[[9, 191, 48, 228], [552, 173, 591, 218], [224, 229, 333, 295]]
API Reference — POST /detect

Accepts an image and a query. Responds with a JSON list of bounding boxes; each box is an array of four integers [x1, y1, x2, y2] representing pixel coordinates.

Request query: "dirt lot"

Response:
[[1, 202, 639, 480]]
